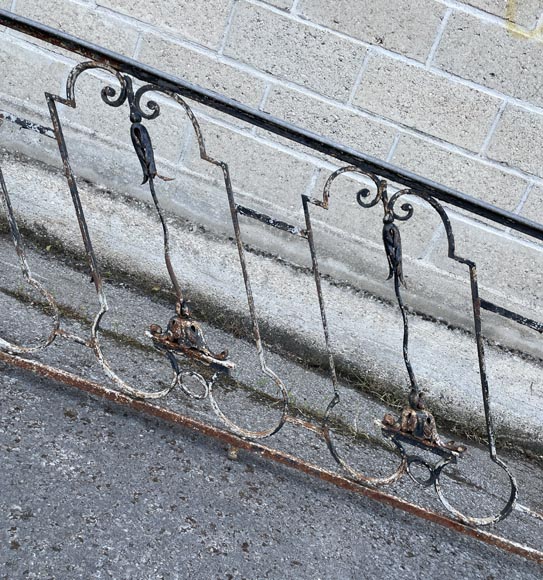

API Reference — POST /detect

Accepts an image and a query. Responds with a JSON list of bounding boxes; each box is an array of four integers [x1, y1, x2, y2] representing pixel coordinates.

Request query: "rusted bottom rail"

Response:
[[1, 350, 542, 566]]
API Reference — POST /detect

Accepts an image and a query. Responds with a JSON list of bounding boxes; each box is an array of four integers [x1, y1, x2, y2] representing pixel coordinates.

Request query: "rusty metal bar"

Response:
[[0, 109, 55, 139], [1, 350, 541, 566], [0, 8, 542, 241], [236, 204, 308, 238]]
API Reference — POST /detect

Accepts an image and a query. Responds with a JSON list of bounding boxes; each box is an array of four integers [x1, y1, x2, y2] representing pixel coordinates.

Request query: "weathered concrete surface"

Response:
[[1, 0, 543, 372], [0, 102, 541, 366], [0, 149, 541, 454], [1, 251, 543, 578]]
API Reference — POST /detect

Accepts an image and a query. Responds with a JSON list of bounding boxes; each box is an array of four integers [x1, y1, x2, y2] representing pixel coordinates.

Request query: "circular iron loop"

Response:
[[406, 456, 437, 488]]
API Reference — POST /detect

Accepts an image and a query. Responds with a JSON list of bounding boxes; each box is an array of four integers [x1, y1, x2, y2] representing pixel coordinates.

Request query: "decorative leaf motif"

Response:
[[130, 122, 156, 184], [382, 220, 405, 287]]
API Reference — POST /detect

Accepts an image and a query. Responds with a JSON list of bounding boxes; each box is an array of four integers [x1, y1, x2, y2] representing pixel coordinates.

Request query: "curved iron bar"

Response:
[[303, 167, 408, 486], [386, 189, 518, 525], [320, 165, 386, 210], [306, 167, 517, 525], [132, 84, 290, 439], [390, 436, 455, 489], [46, 62, 175, 399], [211, 150, 290, 440], [45, 67, 289, 438], [0, 165, 60, 353]]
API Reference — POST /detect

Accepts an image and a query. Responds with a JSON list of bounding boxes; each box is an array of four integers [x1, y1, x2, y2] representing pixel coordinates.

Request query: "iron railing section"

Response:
[[0, 9, 542, 556]]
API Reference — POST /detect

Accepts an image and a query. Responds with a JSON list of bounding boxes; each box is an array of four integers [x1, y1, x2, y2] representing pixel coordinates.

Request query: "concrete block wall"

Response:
[[0, 0, 542, 356]]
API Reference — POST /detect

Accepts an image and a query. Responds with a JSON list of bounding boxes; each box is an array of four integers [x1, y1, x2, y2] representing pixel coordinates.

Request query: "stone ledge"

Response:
[[0, 148, 541, 454]]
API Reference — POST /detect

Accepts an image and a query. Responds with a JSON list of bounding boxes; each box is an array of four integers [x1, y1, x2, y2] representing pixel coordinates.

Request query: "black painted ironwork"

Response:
[[0, 9, 541, 535]]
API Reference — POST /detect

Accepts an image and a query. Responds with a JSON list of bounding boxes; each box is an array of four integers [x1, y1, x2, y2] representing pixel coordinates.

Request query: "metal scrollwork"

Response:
[[303, 166, 517, 526], [41, 62, 176, 399], [32, 61, 289, 438], [0, 165, 60, 353], [384, 188, 518, 525], [0, 53, 524, 529], [306, 168, 517, 525]]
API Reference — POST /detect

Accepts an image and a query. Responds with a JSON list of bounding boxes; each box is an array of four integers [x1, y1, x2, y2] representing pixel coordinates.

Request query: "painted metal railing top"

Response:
[[1, 8, 542, 242]]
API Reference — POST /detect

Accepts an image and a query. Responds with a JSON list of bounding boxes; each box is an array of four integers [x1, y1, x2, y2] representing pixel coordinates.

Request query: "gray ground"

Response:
[[1, 368, 542, 580], [1, 235, 542, 579]]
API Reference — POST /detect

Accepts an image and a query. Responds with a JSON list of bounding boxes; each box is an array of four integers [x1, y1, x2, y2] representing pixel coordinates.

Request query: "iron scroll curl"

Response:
[[42, 61, 290, 439], [0, 45, 526, 529]]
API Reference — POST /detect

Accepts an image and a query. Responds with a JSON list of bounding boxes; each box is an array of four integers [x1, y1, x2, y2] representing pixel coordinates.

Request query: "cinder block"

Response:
[[434, 11, 543, 107], [138, 33, 265, 107], [391, 134, 527, 210], [184, 118, 316, 216], [487, 104, 543, 178], [97, 0, 232, 50], [263, 0, 292, 9], [456, 0, 543, 29], [520, 186, 543, 223], [15, 0, 140, 56], [352, 54, 502, 151], [262, 85, 396, 158], [427, 214, 543, 320], [0, 38, 69, 112], [297, 0, 444, 62], [224, 1, 367, 101]]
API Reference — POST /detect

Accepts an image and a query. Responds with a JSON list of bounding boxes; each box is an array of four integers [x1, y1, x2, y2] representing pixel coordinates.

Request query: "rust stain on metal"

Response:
[[148, 303, 234, 370], [0, 110, 55, 139]]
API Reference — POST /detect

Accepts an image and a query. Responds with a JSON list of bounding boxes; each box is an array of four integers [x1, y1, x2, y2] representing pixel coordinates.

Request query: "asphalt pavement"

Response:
[[1, 367, 543, 580]]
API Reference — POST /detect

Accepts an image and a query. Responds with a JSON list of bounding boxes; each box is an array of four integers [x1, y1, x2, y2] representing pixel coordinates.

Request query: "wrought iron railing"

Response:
[[0, 10, 542, 563]]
